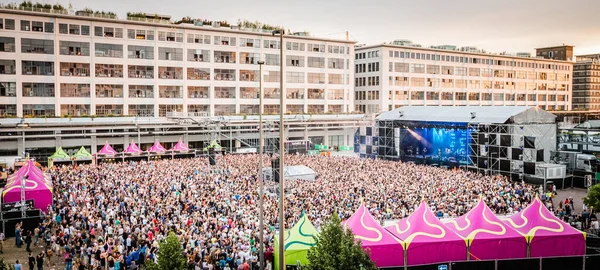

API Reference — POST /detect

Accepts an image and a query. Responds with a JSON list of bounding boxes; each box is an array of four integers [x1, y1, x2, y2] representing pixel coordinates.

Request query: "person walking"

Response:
[[15, 224, 22, 248], [14, 260, 22, 270], [25, 231, 32, 252], [28, 252, 35, 270], [36, 252, 44, 270]]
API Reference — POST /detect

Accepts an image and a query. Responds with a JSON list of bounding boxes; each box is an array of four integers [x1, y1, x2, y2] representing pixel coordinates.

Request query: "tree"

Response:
[[584, 183, 600, 210], [306, 212, 377, 270], [155, 232, 187, 270]]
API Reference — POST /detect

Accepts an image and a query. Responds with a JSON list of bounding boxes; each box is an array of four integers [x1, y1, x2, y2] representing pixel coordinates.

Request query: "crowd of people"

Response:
[[7, 154, 597, 270]]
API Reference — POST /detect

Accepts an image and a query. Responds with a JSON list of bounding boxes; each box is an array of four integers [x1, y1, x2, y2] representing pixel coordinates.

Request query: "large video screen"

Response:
[[402, 125, 470, 161]]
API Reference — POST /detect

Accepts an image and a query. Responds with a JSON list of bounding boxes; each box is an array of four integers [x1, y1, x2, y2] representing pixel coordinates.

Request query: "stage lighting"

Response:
[[470, 112, 476, 119], [399, 111, 404, 117]]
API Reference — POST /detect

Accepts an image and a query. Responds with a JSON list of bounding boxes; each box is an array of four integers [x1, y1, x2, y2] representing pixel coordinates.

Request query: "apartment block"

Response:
[[573, 54, 600, 110]]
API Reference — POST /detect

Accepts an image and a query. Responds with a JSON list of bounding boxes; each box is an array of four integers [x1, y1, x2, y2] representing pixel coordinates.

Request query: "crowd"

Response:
[[6, 154, 595, 270]]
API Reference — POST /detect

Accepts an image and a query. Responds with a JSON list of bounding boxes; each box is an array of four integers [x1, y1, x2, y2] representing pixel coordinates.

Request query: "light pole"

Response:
[[272, 28, 285, 270], [257, 59, 265, 270]]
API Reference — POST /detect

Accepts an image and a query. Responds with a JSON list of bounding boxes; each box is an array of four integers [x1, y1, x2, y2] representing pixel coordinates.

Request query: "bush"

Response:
[[584, 183, 600, 210], [156, 232, 186, 270]]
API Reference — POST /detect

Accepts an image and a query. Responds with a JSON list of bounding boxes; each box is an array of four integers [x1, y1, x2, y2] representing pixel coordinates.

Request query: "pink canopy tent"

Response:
[[171, 139, 190, 152], [343, 204, 404, 268], [96, 142, 118, 156], [2, 159, 52, 213], [444, 199, 527, 260], [503, 197, 586, 258], [147, 140, 167, 153], [124, 141, 143, 154], [385, 201, 467, 266]]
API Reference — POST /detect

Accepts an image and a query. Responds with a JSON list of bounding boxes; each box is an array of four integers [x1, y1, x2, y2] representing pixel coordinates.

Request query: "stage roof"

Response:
[[377, 106, 556, 124]]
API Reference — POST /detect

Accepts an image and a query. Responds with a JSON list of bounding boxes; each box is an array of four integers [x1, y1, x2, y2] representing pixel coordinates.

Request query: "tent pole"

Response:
[[527, 241, 530, 258], [403, 245, 407, 270]]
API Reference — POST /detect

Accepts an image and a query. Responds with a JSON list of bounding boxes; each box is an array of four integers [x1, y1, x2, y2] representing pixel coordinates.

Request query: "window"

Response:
[[0, 82, 17, 96], [214, 69, 236, 81], [441, 66, 454, 75], [69, 24, 80, 35], [95, 27, 122, 38], [411, 91, 424, 100], [426, 92, 439, 100], [188, 86, 209, 98], [59, 41, 90, 56], [81, 25, 90, 35], [95, 84, 123, 98], [240, 38, 260, 48], [96, 105, 123, 116], [158, 66, 183, 79], [95, 64, 123, 78], [23, 104, 55, 117], [328, 58, 344, 69], [240, 87, 259, 99], [454, 92, 467, 101], [128, 65, 154, 79], [395, 63, 409, 73], [441, 92, 453, 100], [441, 78, 454, 88], [411, 77, 425, 87], [287, 42, 305, 51], [240, 104, 259, 114], [129, 104, 155, 117], [308, 105, 324, 114], [21, 38, 54, 54], [21, 20, 30, 31], [95, 43, 123, 58], [426, 78, 440, 88], [287, 88, 304, 99], [286, 55, 305, 67], [214, 86, 236, 99], [213, 36, 236, 46], [5, 19, 15, 30], [158, 85, 183, 98], [60, 62, 90, 77], [0, 60, 16, 74], [129, 85, 154, 98], [327, 45, 344, 54], [527, 94, 536, 101], [264, 87, 280, 99], [468, 80, 480, 89], [482, 93, 492, 101], [281, 71, 304, 84], [128, 45, 154, 59], [214, 105, 236, 116], [265, 54, 280, 66], [427, 65, 440, 74], [239, 70, 258, 82], [307, 57, 325, 68], [22, 82, 54, 97], [468, 92, 480, 101], [469, 68, 480, 76], [22, 61, 54, 76], [411, 64, 425, 73], [31, 21, 43, 32], [188, 49, 210, 62], [60, 83, 90, 97], [147, 30, 155, 40], [455, 67, 467, 76], [328, 74, 343, 84], [240, 52, 260, 64], [308, 88, 325, 99], [264, 71, 280, 83], [327, 89, 343, 100], [0, 37, 15, 52], [159, 47, 183, 61], [455, 79, 467, 88], [263, 40, 280, 49], [187, 68, 210, 80], [214, 51, 236, 63], [307, 73, 325, 84], [307, 44, 325, 52], [61, 104, 90, 116], [187, 34, 210, 44]]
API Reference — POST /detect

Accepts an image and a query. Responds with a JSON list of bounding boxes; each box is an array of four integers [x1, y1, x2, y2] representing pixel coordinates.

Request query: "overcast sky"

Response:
[[18, 0, 600, 55]]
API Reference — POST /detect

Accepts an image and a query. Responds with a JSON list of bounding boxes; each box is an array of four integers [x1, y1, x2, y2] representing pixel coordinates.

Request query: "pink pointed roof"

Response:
[[124, 141, 143, 154], [97, 142, 118, 156], [343, 204, 404, 267], [503, 197, 586, 257], [171, 139, 190, 152], [3, 159, 52, 194], [147, 140, 167, 153]]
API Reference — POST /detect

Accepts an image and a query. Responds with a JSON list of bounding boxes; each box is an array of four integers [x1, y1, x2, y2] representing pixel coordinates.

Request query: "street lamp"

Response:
[[257, 59, 266, 270], [272, 28, 285, 270]]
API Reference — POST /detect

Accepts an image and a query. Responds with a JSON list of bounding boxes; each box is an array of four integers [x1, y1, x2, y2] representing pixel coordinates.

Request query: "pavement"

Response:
[[553, 187, 589, 213], [0, 241, 63, 269]]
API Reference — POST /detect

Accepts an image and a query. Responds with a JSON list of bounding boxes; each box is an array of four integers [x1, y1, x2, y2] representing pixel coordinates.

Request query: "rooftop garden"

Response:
[[2, 1, 65, 10], [76, 8, 116, 18]]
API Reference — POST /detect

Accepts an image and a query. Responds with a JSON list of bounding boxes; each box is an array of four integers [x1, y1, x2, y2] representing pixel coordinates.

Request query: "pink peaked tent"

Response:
[[444, 199, 527, 260], [343, 205, 405, 268], [147, 140, 167, 153], [503, 197, 586, 258], [96, 142, 118, 156], [171, 139, 190, 152], [2, 159, 52, 213], [124, 141, 143, 154], [385, 201, 467, 266]]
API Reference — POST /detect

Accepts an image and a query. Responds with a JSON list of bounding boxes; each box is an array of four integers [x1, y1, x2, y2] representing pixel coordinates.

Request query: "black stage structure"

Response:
[[376, 106, 558, 180]]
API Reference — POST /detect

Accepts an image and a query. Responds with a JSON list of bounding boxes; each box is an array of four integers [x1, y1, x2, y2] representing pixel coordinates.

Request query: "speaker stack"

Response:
[[208, 148, 217, 166], [271, 157, 280, 182]]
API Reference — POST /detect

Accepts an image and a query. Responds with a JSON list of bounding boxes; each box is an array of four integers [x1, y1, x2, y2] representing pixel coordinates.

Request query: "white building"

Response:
[[354, 42, 573, 114], [0, 8, 355, 118]]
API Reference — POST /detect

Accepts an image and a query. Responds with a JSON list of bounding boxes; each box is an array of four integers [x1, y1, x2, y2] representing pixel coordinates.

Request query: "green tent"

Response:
[[202, 140, 222, 151], [48, 147, 71, 166], [274, 214, 319, 269], [72, 146, 92, 160]]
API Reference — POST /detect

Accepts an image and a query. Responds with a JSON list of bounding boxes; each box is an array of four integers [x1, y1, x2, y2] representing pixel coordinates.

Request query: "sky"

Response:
[[12, 0, 600, 55]]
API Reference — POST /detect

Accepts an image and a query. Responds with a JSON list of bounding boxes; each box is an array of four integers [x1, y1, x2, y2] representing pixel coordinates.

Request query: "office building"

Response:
[[535, 45, 574, 61], [572, 54, 600, 110], [354, 42, 573, 114]]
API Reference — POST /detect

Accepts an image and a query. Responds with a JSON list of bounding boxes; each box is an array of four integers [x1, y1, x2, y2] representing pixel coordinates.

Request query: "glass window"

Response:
[[214, 51, 236, 63], [95, 84, 123, 98], [307, 44, 325, 52], [31, 21, 43, 32], [20, 20, 30, 31], [0, 37, 16, 52], [0, 60, 16, 74], [22, 61, 54, 76], [96, 104, 123, 116], [240, 52, 260, 64], [214, 69, 236, 81], [214, 105, 236, 116], [158, 66, 183, 79], [68, 24, 80, 35], [264, 71, 280, 83], [60, 83, 90, 97], [128, 45, 154, 59], [286, 55, 305, 67], [4, 19, 15, 30], [411, 64, 425, 73], [95, 43, 123, 58], [263, 40, 280, 49], [128, 65, 154, 79], [264, 87, 280, 99], [307, 73, 325, 84], [328, 58, 344, 69], [286, 88, 304, 99], [214, 86, 236, 99], [129, 104, 155, 117], [94, 64, 123, 78], [158, 85, 183, 98], [188, 86, 209, 98], [60, 62, 90, 77], [81, 25, 90, 35], [61, 104, 90, 116], [187, 68, 210, 80], [158, 47, 183, 61], [239, 70, 258, 82], [328, 74, 343, 84], [22, 82, 54, 97], [286, 72, 304, 83], [265, 54, 280, 66], [327, 89, 344, 100], [23, 104, 55, 117], [188, 49, 210, 62], [307, 57, 325, 68], [129, 85, 154, 98], [308, 88, 325, 99], [427, 65, 440, 74], [0, 82, 17, 97], [240, 87, 259, 99], [59, 41, 90, 56], [21, 38, 54, 54]]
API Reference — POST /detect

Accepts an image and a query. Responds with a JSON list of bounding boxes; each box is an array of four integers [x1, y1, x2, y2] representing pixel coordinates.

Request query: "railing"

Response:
[[127, 16, 172, 24], [0, 4, 69, 15]]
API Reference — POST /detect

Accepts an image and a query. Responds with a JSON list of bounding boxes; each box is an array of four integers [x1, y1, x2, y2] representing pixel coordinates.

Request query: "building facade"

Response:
[[573, 54, 600, 110], [535, 45, 574, 61], [0, 8, 355, 118], [354, 43, 573, 114]]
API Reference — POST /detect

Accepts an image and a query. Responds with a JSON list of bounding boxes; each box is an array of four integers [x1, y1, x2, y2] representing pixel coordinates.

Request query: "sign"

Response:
[[2, 200, 35, 212], [438, 265, 448, 270]]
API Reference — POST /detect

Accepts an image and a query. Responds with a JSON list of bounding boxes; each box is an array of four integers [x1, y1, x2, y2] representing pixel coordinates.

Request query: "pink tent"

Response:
[[385, 201, 467, 266], [343, 205, 404, 268], [96, 142, 118, 156], [2, 159, 52, 213], [444, 199, 527, 260], [147, 140, 167, 153], [171, 139, 190, 152], [124, 141, 143, 154], [503, 197, 586, 258]]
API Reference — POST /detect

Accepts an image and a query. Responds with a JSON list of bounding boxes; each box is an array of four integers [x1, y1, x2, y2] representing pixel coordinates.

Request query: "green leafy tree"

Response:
[[584, 183, 600, 210], [306, 212, 377, 270], [155, 232, 187, 270]]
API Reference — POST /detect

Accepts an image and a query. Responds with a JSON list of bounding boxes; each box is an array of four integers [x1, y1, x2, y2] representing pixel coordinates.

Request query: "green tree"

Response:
[[306, 212, 377, 270], [584, 183, 600, 210], [155, 232, 187, 270]]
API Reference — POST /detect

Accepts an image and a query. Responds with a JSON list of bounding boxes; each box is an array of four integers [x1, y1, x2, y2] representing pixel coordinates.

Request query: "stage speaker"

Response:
[[208, 148, 217, 166], [272, 157, 281, 183]]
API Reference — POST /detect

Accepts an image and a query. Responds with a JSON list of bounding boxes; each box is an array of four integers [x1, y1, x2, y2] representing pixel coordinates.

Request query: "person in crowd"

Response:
[[14, 260, 22, 270]]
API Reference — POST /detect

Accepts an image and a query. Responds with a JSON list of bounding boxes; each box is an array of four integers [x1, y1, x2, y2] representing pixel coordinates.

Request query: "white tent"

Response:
[[262, 165, 316, 181]]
